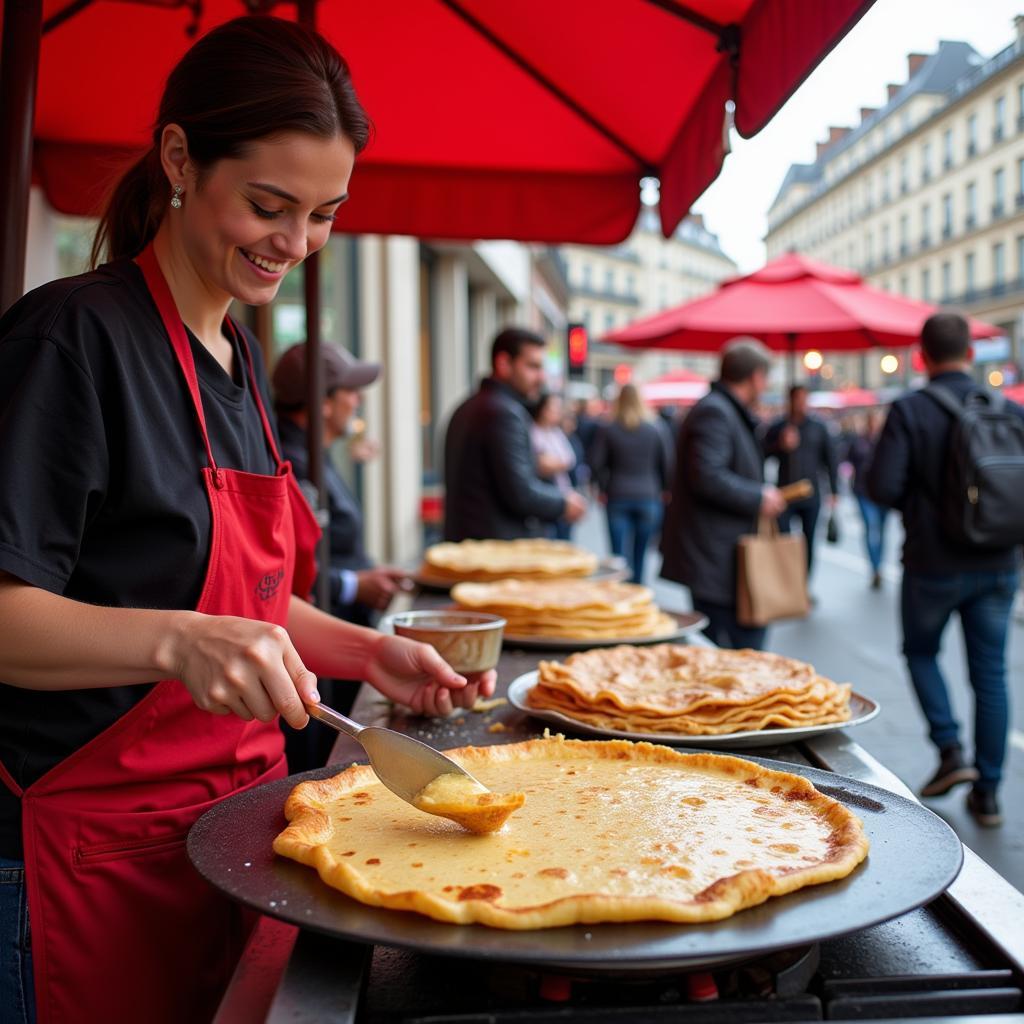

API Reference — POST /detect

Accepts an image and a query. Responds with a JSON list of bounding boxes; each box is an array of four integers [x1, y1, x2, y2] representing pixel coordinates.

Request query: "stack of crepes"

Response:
[[452, 579, 676, 639], [529, 644, 852, 735], [422, 539, 597, 584]]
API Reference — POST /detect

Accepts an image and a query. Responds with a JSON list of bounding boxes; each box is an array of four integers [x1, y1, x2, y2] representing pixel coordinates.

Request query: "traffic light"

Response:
[[567, 323, 588, 379]]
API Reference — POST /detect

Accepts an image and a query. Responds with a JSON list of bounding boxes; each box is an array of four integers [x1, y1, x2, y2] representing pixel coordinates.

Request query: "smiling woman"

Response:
[[0, 16, 495, 1024]]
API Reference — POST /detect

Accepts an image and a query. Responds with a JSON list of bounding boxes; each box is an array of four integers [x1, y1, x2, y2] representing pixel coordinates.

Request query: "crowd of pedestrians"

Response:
[[273, 313, 1020, 828], [434, 313, 1023, 827]]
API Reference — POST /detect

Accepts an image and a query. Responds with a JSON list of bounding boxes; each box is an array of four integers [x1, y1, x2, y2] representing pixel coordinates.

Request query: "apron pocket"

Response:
[[74, 830, 190, 867]]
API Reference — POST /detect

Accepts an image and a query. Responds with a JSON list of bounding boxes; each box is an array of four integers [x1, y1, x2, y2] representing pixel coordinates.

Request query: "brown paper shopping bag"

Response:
[[736, 517, 810, 627]]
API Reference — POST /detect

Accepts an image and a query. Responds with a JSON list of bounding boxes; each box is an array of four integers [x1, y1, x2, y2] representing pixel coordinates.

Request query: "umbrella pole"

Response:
[[0, 0, 42, 316], [296, 0, 330, 611], [787, 333, 796, 390], [303, 248, 330, 613]]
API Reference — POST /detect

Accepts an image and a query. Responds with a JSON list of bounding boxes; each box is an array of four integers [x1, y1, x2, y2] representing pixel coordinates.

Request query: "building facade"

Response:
[[766, 18, 1024, 389], [558, 208, 737, 394]]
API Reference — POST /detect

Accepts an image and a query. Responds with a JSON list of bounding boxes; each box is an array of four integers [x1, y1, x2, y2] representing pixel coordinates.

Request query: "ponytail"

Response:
[[90, 148, 166, 268]]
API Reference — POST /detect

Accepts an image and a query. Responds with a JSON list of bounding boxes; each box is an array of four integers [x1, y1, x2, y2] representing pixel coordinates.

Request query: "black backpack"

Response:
[[924, 383, 1024, 549]]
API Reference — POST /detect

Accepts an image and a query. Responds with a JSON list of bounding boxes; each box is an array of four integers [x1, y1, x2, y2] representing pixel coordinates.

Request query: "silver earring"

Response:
[[170, 184, 183, 209]]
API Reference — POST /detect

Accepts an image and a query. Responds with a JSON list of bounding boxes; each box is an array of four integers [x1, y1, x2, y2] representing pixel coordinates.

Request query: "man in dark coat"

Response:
[[444, 327, 587, 541], [764, 385, 839, 577], [660, 339, 785, 650], [867, 312, 1024, 827]]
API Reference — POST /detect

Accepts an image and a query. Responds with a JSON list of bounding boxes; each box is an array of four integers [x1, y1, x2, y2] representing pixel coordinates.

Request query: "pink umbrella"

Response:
[[1002, 383, 1024, 404], [807, 387, 880, 410], [639, 368, 709, 407]]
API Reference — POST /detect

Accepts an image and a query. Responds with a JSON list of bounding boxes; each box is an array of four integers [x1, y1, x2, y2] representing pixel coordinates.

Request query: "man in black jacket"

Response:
[[764, 385, 839, 577], [660, 339, 786, 650], [444, 328, 587, 541], [867, 312, 1023, 827]]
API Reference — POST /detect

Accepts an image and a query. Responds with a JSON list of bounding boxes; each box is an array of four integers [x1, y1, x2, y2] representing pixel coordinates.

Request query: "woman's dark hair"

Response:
[[91, 17, 370, 266]]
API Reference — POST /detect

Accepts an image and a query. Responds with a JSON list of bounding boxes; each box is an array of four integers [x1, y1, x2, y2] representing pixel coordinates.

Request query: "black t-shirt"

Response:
[[0, 259, 278, 858]]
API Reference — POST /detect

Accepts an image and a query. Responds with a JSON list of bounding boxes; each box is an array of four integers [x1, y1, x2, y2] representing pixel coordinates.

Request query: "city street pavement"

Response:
[[574, 497, 1024, 893]]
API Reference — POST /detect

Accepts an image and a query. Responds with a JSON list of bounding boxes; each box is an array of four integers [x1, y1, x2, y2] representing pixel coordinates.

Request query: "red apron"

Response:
[[0, 246, 321, 1024]]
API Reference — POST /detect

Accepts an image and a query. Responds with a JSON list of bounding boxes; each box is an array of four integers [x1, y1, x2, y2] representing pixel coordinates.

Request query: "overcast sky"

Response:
[[691, 0, 1023, 272]]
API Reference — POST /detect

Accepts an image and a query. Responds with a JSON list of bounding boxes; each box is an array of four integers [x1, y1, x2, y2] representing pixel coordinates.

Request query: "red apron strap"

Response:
[[226, 319, 285, 471], [0, 757, 24, 798], [136, 246, 219, 474]]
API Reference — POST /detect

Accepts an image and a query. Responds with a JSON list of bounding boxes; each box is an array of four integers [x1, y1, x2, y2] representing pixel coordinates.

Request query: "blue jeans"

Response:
[[0, 856, 35, 1024], [901, 569, 1019, 791], [855, 494, 888, 572], [542, 519, 573, 542], [606, 499, 662, 584], [692, 599, 768, 651]]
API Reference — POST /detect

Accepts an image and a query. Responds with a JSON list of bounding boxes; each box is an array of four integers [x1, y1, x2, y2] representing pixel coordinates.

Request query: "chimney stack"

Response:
[[828, 126, 851, 145], [887, 83, 900, 102], [1015, 14, 1024, 42], [816, 140, 830, 161], [907, 52, 928, 77], [860, 106, 877, 123]]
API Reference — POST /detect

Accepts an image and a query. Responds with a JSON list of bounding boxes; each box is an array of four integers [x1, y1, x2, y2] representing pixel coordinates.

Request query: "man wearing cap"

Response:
[[273, 343, 409, 627]]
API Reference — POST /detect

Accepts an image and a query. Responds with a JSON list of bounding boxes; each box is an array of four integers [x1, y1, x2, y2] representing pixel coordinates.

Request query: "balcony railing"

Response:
[[994, 126, 1005, 143], [965, 214, 977, 230], [993, 202, 1006, 219], [942, 224, 953, 239], [920, 235, 932, 250], [943, 156, 954, 171], [899, 242, 910, 257], [967, 141, 977, 157]]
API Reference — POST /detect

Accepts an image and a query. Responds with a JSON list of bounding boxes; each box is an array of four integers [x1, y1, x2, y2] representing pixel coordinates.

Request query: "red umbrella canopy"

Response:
[[605, 252, 1002, 350], [32, 0, 874, 244], [1003, 383, 1024, 404]]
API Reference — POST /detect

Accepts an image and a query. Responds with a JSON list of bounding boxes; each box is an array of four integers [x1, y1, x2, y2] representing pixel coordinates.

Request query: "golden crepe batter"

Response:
[[412, 773, 525, 834], [274, 737, 869, 929]]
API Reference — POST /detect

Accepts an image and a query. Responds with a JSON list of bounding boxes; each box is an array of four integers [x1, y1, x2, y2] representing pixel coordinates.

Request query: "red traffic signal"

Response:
[[567, 323, 588, 371]]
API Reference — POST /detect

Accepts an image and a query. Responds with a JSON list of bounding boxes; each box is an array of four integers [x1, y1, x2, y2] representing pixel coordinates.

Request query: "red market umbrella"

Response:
[[1003, 384, 1024, 404], [10, 1, 875, 255], [639, 368, 709, 407], [604, 252, 1002, 353], [807, 387, 880, 410]]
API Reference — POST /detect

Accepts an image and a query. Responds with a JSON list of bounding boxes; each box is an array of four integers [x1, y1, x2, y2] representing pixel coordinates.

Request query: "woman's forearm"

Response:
[[286, 593, 384, 680], [0, 574, 191, 690]]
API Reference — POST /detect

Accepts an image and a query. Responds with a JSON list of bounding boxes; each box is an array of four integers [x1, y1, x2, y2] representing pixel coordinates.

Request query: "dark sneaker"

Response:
[[870, 572, 882, 590], [966, 788, 1002, 827], [920, 748, 979, 797]]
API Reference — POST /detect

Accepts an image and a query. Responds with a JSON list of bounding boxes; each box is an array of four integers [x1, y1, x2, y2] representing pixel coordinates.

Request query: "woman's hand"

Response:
[[363, 634, 497, 717], [167, 612, 319, 728]]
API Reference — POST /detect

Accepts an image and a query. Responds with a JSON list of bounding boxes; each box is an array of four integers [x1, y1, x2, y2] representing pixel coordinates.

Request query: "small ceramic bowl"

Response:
[[382, 610, 506, 673]]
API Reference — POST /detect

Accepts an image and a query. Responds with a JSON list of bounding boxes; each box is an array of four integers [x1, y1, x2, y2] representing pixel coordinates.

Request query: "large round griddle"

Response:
[[187, 754, 963, 972]]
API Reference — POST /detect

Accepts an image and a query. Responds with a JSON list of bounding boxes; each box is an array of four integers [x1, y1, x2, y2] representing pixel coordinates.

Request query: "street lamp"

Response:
[[880, 354, 900, 375], [988, 369, 1004, 387], [803, 350, 824, 371]]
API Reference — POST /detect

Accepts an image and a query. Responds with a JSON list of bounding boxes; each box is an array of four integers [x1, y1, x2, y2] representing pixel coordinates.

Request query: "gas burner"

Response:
[[474, 944, 820, 1006]]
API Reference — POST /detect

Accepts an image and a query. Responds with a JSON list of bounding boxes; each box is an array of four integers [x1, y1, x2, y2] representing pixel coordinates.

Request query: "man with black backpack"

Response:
[[868, 312, 1024, 827]]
